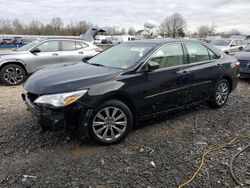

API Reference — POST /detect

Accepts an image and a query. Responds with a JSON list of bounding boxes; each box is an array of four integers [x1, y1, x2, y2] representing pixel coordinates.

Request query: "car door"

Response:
[[229, 40, 238, 54], [27, 40, 60, 72], [59, 40, 88, 63], [127, 43, 192, 117], [183, 42, 222, 103]]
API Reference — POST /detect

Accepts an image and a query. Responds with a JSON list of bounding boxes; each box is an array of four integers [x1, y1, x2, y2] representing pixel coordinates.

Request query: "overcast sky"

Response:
[[1, 0, 250, 34]]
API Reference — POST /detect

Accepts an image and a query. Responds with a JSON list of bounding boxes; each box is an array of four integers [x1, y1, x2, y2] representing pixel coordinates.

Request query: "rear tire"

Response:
[[208, 79, 230, 108], [89, 100, 133, 145], [0, 64, 27, 86]]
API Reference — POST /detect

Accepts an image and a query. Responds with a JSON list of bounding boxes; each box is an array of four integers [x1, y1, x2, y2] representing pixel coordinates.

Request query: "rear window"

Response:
[[185, 43, 210, 63], [62, 41, 76, 51], [185, 43, 220, 63]]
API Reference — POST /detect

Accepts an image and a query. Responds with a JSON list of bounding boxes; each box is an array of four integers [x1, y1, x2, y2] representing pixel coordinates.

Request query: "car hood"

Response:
[[235, 51, 250, 61], [0, 50, 28, 59], [24, 62, 122, 94], [212, 45, 228, 52]]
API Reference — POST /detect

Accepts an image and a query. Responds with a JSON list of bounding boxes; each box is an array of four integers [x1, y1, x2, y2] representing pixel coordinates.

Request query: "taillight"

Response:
[[235, 61, 240, 69]]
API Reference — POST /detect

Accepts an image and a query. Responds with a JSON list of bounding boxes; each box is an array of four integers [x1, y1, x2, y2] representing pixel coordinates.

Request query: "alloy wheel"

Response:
[[92, 107, 127, 142], [215, 82, 229, 106], [3, 67, 24, 85]]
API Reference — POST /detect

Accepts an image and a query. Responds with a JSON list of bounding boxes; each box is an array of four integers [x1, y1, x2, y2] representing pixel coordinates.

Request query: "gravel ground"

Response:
[[0, 80, 249, 188]]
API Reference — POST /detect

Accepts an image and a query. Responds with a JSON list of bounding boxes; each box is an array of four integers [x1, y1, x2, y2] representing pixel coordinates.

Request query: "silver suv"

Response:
[[0, 38, 102, 85], [211, 38, 247, 55]]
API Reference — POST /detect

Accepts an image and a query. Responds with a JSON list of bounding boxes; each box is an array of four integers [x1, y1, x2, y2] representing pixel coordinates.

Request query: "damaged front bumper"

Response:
[[21, 93, 93, 139]]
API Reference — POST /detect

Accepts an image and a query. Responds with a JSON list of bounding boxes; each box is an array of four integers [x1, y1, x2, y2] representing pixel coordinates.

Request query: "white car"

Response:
[[211, 39, 247, 55]]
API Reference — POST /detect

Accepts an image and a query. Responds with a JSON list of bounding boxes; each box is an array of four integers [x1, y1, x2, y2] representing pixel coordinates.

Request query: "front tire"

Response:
[[209, 79, 230, 108], [89, 100, 133, 145], [0, 64, 26, 86]]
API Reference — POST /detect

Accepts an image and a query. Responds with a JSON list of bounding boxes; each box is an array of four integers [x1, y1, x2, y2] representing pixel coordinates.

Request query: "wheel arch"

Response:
[[98, 93, 137, 124], [221, 76, 232, 92], [0, 61, 28, 76]]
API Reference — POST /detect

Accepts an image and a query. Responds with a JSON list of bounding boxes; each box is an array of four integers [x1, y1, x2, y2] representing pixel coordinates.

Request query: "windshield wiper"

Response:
[[89, 63, 106, 67]]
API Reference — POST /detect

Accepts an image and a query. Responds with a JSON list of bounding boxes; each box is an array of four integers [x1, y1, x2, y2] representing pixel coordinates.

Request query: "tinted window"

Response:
[[186, 43, 209, 63], [62, 41, 76, 51], [208, 49, 219, 60], [149, 43, 184, 69], [36, 41, 59, 52]]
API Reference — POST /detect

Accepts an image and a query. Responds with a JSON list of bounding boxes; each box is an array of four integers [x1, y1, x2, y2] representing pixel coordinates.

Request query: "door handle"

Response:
[[217, 63, 222, 67], [52, 53, 58, 56], [177, 70, 189, 74], [78, 51, 84, 54]]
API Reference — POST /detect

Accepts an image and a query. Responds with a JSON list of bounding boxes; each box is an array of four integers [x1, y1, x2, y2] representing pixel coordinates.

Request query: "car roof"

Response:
[[131, 38, 200, 45]]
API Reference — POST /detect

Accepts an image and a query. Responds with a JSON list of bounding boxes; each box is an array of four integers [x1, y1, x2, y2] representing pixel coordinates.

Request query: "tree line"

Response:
[[0, 15, 242, 38], [0, 17, 94, 36]]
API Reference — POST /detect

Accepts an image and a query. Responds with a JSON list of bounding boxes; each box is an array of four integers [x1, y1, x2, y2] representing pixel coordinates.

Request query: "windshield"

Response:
[[211, 39, 231, 46], [88, 43, 155, 69], [243, 44, 250, 52], [17, 40, 42, 51]]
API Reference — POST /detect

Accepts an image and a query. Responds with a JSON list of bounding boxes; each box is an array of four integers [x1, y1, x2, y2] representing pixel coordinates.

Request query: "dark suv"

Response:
[[22, 39, 240, 145]]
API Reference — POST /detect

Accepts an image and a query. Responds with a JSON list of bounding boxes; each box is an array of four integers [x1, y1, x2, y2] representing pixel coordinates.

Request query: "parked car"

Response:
[[22, 39, 240, 145], [101, 38, 113, 44], [235, 44, 250, 78], [0, 38, 102, 85], [211, 38, 247, 55]]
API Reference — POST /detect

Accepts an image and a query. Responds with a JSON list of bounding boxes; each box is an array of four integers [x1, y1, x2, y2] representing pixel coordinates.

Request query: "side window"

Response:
[[80, 42, 88, 48], [185, 43, 209, 63], [231, 40, 237, 46], [76, 42, 83, 50], [149, 43, 184, 69], [236, 40, 242, 46], [36, 41, 59, 52], [208, 49, 220, 60], [242, 41, 247, 45], [62, 41, 76, 51]]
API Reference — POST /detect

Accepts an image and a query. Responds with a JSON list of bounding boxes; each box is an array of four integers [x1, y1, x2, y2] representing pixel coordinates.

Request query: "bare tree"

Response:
[[157, 23, 168, 37], [230, 28, 241, 35], [29, 20, 44, 35], [197, 23, 217, 38], [50, 17, 64, 34], [12, 19, 24, 34], [161, 13, 186, 38], [0, 18, 12, 34], [128, 27, 136, 35]]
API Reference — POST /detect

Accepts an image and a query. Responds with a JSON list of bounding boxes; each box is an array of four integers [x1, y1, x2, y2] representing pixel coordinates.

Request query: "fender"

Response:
[[0, 59, 31, 74]]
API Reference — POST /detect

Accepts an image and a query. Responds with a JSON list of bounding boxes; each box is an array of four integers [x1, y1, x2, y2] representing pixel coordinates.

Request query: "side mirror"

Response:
[[145, 60, 160, 72], [239, 46, 243, 51], [82, 56, 92, 63], [30, 48, 41, 53]]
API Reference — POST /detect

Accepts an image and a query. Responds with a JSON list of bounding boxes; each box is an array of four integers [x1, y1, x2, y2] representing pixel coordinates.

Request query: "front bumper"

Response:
[[22, 93, 66, 130], [21, 93, 93, 138]]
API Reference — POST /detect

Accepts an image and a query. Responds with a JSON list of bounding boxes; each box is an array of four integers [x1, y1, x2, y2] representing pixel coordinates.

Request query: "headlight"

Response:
[[34, 90, 87, 107]]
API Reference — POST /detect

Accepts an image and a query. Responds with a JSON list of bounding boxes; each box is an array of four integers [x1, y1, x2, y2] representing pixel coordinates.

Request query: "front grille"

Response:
[[27, 92, 39, 103], [239, 60, 250, 68]]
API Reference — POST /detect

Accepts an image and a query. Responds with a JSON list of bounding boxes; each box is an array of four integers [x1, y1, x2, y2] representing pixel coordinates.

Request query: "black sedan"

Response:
[[22, 39, 240, 145], [235, 44, 250, 78]]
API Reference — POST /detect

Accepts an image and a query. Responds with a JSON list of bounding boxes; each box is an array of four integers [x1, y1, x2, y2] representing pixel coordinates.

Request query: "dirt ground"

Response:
[[0, 80, 249, 188]]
